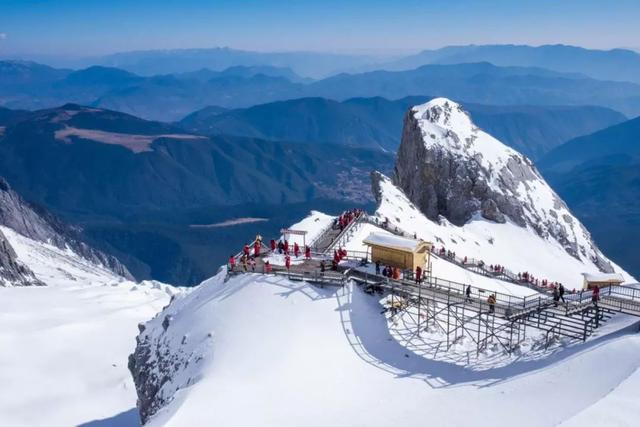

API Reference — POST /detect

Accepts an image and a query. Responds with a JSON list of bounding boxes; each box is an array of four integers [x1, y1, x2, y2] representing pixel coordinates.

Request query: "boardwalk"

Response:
[[228, 211, 640, 349]]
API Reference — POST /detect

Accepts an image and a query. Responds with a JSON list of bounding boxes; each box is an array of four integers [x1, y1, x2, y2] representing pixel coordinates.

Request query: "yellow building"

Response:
[[363, 232, 432, 271], [581, 272, 625, 289]]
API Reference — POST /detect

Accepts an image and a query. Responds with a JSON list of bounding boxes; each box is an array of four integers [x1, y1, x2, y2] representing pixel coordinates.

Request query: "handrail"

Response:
[[323, 212, 366, 254]]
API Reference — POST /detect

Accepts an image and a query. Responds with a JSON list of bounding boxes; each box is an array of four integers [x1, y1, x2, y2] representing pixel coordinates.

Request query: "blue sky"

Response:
[[1, 0, 639, 56]]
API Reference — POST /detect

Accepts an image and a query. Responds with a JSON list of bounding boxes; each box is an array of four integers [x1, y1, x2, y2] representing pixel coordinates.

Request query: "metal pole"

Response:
[[446, 293, 450, 349], [417, 275, 422, 337], [477, 304, 482, 356]]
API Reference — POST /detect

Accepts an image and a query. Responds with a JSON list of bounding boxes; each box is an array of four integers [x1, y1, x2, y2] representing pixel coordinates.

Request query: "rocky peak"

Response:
[[393, 97, 614, 272]]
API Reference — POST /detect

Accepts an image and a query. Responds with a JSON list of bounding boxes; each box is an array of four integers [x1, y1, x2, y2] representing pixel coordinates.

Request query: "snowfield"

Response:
[[139, 272, 640, 427], [0, 226, 176, 427]]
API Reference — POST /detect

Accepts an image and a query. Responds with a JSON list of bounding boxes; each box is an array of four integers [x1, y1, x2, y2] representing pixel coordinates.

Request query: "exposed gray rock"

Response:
[[481, 199, 506, 223], [0, 228, 43, 286], [0, 176, 133, 280], [129, 305, 194, 424], [392, 98, 615, 273]]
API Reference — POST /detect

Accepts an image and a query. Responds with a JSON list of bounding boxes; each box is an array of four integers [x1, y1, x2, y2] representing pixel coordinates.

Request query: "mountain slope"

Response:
[[181, 96, 626, 158], [539, 117, 640, 279], [393, 97, 625, 274], [0, 104, 390, 218], [0, 176, 131, 281], [180, 97, 403, 151]]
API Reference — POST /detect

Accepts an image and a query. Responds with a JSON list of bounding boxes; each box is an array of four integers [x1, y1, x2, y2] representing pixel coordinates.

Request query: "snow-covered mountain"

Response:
[[0, 176, 131, 285], [393, 97, 621, 276], [126, 97, 638, 426]]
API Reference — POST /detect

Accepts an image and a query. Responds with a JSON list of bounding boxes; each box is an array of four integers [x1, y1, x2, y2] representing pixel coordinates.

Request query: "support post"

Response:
[[417, 276, 422, 337], [446, 293, 451, 349]]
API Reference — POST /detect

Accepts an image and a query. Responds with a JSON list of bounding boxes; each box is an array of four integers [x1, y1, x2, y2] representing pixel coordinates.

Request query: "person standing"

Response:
[[254, 240, 261, 258], [592, 285, 600, 306], [559, 283, 566, 304], [487, 294, 496, 313], [305, 245, 311, 260], [285, 254, 291, 271], [294, 242, 300, 258], [466, 285, 472, 301], [375, 261, 380, 275], [270, 239, 276, 252], [264, 260, 272, 274], [553, 286, 560, 307], [415, 265, 422, 284], [228, 255, 236, 272]]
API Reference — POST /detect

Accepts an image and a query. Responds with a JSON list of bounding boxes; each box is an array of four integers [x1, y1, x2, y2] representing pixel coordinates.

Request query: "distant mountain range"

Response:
[[94, 47, 381, 79], [2, 60, 640, 121], [180, 96, 626, 159], [375, 44, 640, 84], [19, 44, 640, 84], [539, 116, 640, 279]]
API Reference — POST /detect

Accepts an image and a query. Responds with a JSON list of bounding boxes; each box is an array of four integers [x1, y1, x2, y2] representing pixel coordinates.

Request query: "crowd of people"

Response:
[[432, 244, 577, 297], [227, 210, 598, 311], [335, 208, 364, 231], [227, 209, 366, 274], [333, 248, 348, 270]]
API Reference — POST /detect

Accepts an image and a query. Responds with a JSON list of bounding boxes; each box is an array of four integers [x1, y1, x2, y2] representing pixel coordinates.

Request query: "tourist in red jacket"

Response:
[[415, 266, 422, 284]]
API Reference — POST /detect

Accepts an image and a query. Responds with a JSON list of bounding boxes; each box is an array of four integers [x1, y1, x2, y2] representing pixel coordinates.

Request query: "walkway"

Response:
[[228, 210, 640, 345]]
